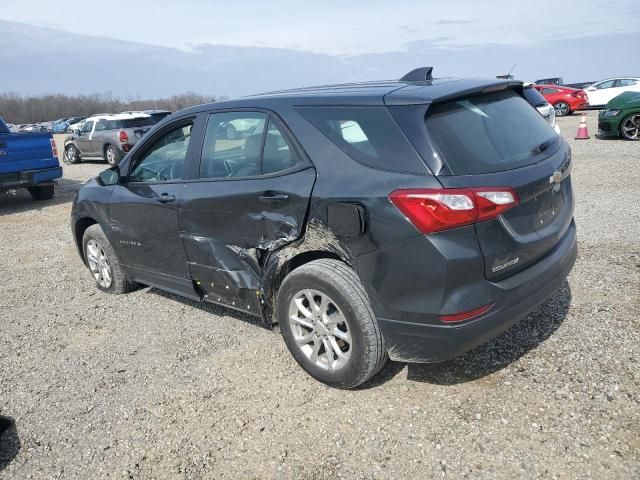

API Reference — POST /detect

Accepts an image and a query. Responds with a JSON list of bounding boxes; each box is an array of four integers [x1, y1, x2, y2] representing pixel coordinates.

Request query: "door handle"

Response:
[[157, 193, 176, 203], [259, 192, 289, 203]]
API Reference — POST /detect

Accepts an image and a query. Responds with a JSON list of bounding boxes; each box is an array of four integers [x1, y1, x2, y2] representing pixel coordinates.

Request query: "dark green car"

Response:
[[598, 91, 640, 140]]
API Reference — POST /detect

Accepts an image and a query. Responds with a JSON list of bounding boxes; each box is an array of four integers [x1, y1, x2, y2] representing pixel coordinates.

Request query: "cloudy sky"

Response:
[[1, 0, 638, 97]]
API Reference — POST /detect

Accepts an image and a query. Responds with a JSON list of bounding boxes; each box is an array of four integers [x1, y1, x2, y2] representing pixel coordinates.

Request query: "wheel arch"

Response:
[[261, 220, 356, 326], [74, 216, 99, 264]]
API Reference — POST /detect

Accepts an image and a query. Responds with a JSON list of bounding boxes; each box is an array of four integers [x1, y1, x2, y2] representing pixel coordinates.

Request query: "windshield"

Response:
[[426, 89, 559, 175]]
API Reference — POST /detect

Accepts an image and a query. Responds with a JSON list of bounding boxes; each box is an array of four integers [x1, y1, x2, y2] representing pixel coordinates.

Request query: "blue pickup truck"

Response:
[[0, 116, 62, 200]]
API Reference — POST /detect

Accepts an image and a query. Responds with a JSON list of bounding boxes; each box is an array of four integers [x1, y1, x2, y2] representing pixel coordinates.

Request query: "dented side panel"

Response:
[[178, 167, 316, 313]]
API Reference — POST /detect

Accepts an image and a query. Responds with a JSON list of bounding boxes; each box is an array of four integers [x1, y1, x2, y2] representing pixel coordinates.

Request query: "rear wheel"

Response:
[[104, 145, 121, 166], [64, 144, 80, 164], [225, 124, 237, 140], [27, 185, 54, 201], [620, 113, 640, 140], [82, 224, 137, 294], [553, 101, 570, 117], [277, 259, 387, 389]]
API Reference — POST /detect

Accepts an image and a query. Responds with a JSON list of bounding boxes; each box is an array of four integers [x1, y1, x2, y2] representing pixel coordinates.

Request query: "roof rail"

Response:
[[400, 67, 433, 82]]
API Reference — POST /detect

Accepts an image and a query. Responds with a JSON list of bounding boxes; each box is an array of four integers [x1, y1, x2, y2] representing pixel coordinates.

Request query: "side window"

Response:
[[595, 80, 614, 89], [199, 112, 267, 179], [128, 121, 193, 183], [262, 118, 303, 174], [616, 79, 637, 87], [81, 121, 94, 133], [94, 120, 107, 131]]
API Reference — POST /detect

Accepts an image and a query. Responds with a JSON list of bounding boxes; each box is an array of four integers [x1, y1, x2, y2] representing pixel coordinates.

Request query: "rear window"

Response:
[[426, 90, 559, 175], [121, 117, 155, 128], [297, 106, 425, 173], [523, 87, 548, 107]]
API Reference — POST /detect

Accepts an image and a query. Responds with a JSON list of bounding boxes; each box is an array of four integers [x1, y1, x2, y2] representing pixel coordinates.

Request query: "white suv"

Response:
[[583, 77, 640, 107]]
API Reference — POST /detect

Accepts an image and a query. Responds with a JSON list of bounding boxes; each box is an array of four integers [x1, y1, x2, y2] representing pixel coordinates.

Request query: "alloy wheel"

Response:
[[621, 114, 640, 140], [554, 102, 570, 117], [64, 146, 77, 164], [106, 146, 117, 165], [86, 239, 113, 288], [288, 289, 352, 371]]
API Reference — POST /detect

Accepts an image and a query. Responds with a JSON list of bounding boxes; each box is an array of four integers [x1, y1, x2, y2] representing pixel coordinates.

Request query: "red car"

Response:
[[533, 84, 589, 116]]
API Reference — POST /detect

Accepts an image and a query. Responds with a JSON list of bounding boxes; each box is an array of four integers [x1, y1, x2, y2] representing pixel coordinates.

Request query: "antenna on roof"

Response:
[[400, 67, 433, 82], [496, 64, 517, 80]]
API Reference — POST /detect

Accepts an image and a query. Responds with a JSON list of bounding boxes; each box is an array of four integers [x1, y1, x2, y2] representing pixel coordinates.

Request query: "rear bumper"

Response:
[[0, 166, 63, 188], [377, 220, 577, 363]]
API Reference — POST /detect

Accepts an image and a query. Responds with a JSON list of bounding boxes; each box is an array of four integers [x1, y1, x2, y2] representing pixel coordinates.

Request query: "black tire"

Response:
[[64, 144, 81, 164], [277, 259, 387, 389], [553, 101, 571, 117], [27, 185, 54, 201], [225, 124, 237, 140], [104, 144, 122, 166], [82, 224, 138, 294]]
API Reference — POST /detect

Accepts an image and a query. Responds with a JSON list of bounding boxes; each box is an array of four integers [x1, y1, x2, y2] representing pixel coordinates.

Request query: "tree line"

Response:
[[0, 92, 224, 124]]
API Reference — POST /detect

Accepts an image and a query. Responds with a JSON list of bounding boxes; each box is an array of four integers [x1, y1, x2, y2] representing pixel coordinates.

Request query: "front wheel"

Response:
[[553, 101, 570, 117], [620, 113, 640, 140], [27, 185, 54, 201], [82, 224, 138, 294], [277, 259, 387, 389]]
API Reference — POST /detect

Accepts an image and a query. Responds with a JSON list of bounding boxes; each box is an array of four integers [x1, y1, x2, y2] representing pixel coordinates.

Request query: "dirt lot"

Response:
[[1, 115, 639, 479]]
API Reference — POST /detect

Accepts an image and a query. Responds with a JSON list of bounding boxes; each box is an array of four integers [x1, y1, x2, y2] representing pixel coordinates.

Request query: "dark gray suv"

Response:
[[71, 67, 577, 388]]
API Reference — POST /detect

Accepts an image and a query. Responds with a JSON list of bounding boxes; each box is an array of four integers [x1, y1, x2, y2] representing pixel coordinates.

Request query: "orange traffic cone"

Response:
[[575, 113, 590, 140]]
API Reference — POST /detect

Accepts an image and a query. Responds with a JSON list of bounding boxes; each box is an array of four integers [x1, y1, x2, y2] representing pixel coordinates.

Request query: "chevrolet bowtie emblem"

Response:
[[549, 170, 562, 184]]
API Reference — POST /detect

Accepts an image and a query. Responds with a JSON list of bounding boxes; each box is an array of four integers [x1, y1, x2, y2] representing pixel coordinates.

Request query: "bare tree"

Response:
[[0, 92, 219, 124]]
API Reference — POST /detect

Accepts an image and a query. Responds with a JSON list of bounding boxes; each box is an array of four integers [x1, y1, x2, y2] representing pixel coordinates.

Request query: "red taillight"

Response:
[[440, 303, 494, 323], [389, 187, 519, 234], [118, 130, 128, 143], [49, 138, 58, 159]]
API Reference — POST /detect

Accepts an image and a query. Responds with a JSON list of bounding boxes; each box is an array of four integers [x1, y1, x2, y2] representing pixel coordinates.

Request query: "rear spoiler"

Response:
[[385, 79, 524, 106]]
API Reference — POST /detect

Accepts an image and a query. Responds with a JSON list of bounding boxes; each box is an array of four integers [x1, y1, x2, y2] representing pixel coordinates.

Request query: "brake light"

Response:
[[118, 130, 128, 143], [49, 138, 58, 159], [389, 187, 519, 234]]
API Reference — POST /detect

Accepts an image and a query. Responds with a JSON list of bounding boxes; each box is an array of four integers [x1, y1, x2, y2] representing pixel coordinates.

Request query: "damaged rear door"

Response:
[[180, 110, 315, 314]]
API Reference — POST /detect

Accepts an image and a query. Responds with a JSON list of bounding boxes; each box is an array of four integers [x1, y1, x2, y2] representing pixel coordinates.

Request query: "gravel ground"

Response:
[[1, 116, 639, 479]]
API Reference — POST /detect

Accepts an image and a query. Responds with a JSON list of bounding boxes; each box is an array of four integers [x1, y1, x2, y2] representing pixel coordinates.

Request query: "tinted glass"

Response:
[[523, 87, 548, 107], [199, 112, 267, 179], [95, 120, 107, 131], [81, 121, 94, 133], [298, 106, 424, 173], [262, 119, 302, 174], [426, 90, 558, 175], [128, 122, 193, 183], [616, 79, 637, 87], [595, 81, 614, 89], [121, 117, 155, 128]]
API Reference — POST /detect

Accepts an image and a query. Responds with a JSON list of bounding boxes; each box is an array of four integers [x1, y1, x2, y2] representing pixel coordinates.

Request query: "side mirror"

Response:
[[98, 167, 120, 186]]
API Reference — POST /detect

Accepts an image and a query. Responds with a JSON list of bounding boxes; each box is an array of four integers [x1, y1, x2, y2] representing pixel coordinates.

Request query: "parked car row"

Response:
[[531, 76, 640, 116], [10, 109, 172, 135]]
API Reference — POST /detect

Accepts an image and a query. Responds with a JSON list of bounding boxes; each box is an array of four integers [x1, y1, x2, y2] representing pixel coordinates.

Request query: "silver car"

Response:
[[63, 113, 156, 166]]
